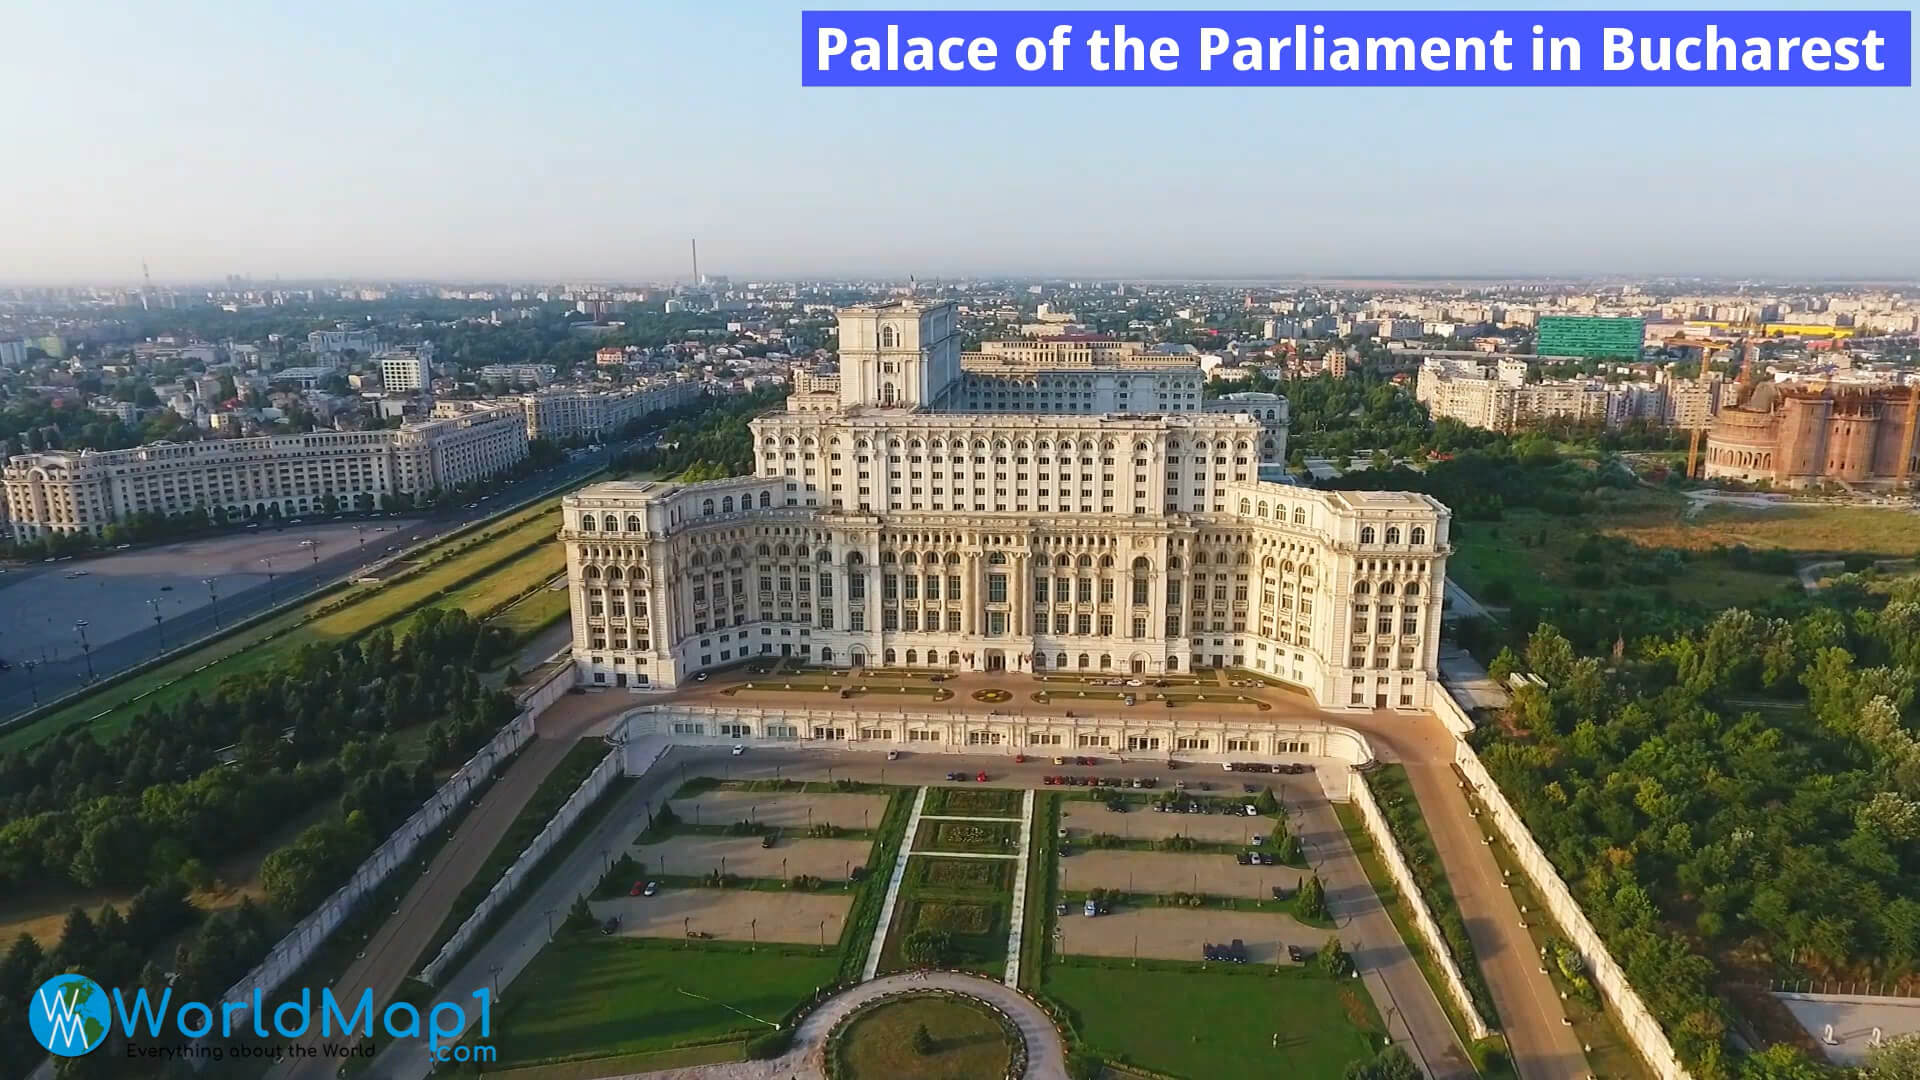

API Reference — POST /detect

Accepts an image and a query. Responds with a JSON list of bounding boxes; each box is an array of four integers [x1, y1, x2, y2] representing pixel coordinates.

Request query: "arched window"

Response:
[[1405, 582, 1421, 597], [1410, 526, 1426, 545], [882, 382, 897, 405], [760, 491, 772, 507], [948, 650, 961, 666], [1379, 582, 1396, 596], [606, 566, 623, 580], [1292, 507, 1306, 524], [880, 325, 898, 348], [1077, 653, 1090, 669], [1385, 526, 1401, 544], [602, 514, 618, 531], [701, 500, 715, 517], [1133, 556, 1151, 572], [1056, 652, 1067, 668], [1354, 581, 1370, 594], [582, 565, 600, 579], [1167, 655, 1180, 672], [626, 515, 643, 531], [1239, 498, 1252, 515], [989, 552, 1007, 565], [1099, 654, 1112, 669], [580, 515, 596, 531], [905, 649, 917, 665], [1033, 653, 1047, 670], [722, 496, 735, 513], [1359, 526, 1375, 544], [884, 648, 897, 665], [820, 647, 834, 664]]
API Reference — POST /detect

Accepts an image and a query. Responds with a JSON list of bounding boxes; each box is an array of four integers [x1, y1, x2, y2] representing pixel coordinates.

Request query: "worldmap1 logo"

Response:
[[30, 975, 110, 1056]]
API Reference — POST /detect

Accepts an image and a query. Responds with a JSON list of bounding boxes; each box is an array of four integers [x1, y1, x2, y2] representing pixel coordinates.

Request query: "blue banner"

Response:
[[801, 10, 1911, 86]]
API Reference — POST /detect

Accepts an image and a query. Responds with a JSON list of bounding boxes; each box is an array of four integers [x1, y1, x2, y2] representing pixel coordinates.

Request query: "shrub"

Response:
[[1067, 1050, 1106, 1080], [1317, 935, 1352, 977], [912, 1022, 935, 1055], [1295, 874, 1326, 921], [904, 928, 953, 967], [1253, 787, 1280, 815]]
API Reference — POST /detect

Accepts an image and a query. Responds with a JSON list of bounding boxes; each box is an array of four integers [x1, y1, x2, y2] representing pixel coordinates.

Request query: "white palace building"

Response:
[[563, 301, 1450, 712]]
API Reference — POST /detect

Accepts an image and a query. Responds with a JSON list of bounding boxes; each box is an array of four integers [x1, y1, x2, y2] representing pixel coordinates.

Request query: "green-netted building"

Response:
[[1535, 316, 1644, 359]]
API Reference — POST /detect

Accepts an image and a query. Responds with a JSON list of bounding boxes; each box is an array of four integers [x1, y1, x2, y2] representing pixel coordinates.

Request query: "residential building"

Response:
[[3, 406, 526, 541], [307, 329, 382, 359], [378, 347, 433, 392]]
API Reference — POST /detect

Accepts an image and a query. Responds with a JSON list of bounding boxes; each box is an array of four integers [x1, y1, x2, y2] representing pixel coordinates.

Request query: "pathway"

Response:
[[1294, 775, 1475, 1080], [271, 696, 620, 1080], [860, 786, 928, 980], [1360, 713, 1592, 1080], [1003, 788, 1037, 988], [604, 971, 1069, 1080]]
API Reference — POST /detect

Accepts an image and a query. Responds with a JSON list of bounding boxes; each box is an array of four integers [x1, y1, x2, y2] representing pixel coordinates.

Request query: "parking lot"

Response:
[[666, 789, 890, 833], [1056, 905, 1323, 965], [589, 887, 851, 946], [629, 833, 873, 881], [1062, 800, 1273, 844], [1062, 849, 1307, 901]]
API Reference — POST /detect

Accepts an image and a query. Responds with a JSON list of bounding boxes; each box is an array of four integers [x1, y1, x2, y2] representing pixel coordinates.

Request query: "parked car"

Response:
[[1236, 852, 1253, 865], [694, 672, 709, 682], [976, 771, 989, 782], [1053, 756, 1068, 766], [1287, 944, 1310, 963], [1014, 753, 1027, 763], [886, 749, 900, 760], [730, 744, 745, 756], [946, 771, 968, 781], [761, 832, 777, 849]]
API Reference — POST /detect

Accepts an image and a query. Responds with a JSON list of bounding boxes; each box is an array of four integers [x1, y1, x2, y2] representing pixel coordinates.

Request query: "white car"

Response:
[[730, 744, 745, 756]]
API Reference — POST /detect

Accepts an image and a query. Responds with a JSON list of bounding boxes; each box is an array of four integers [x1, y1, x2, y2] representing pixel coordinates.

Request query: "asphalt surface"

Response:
[[0, 453, 606, 725]]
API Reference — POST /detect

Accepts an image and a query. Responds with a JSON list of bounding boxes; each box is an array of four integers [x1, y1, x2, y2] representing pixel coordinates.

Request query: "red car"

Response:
[[976, 771, 989, 782], [1013, 753, 1027, 763], [1044, 775, 1059, 785]]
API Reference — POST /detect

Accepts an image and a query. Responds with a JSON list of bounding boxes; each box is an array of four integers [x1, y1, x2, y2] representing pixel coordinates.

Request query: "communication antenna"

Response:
[[141, 258, 153, 310]]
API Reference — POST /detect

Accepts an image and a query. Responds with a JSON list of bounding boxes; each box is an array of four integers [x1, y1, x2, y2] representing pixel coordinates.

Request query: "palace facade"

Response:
[[563, 301, 1450, 712]]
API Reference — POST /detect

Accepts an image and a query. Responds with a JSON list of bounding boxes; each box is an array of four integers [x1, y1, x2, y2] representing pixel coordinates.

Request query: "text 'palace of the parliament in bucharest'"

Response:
[[564, 300, 1450, 713]]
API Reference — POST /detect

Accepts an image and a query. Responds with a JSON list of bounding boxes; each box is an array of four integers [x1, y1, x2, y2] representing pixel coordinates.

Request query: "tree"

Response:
[[1295, 874, 1326, 922], [1066, 1051, 1106, 1080], [912, 1023, 935, 1055], [1253, 787, 1279, 815], [1344, 1045, 1419, 1080], [1317, 935, 1352, 977], [1866, 1034, 1920, 1080]]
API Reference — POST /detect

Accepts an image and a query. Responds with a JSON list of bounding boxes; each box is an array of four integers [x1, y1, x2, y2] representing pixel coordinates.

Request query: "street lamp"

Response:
[[262, 556, 275, 599], [21, 660, 38, 705], [73, 620, 94, 682], [204, 578, 221, 629], [148, 598, 166, 654], [302, 538, 318, 564]]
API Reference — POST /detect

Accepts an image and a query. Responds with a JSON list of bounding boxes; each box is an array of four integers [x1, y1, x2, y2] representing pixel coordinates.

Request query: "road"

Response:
[[0, 452, 606, 724], [271, 692, 620, 1080], [1347, 711, 1592, 1080]]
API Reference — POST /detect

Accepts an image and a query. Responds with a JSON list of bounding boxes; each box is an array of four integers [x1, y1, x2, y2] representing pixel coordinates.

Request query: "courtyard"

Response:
[[665, 788, 890, 832], [1056, 904, 1324, 964], [627, 832, 873, 882], [589, 886, 851, 946], [1062, 849, 1306, 901]]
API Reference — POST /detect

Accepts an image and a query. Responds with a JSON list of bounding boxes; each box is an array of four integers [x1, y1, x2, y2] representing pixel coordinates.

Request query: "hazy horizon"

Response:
[[7, 0, 1919, 284]]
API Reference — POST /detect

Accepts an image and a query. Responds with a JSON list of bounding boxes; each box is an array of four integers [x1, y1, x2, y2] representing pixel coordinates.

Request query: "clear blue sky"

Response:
[[4, 0, 1915, 283]]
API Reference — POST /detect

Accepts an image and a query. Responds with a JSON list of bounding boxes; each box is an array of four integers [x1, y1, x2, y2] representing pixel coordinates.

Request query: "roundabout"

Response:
[[971, 688, 1013, 704]]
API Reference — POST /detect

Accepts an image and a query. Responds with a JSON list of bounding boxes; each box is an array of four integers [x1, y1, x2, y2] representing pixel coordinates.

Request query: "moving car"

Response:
[[730, 744, 745, 756], [976, 771, 989, 782], [886, 749, 900, 760], [946, 771, 968, 781]]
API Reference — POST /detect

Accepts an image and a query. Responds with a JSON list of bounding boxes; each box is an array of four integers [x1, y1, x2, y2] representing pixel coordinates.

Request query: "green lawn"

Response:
[[490, 938, 838, 1066], [5, 497, 572, 751], [923, 786, 1023, 817], [1045, 959, 1382, 1080], [834, 995, 1015, 1080]]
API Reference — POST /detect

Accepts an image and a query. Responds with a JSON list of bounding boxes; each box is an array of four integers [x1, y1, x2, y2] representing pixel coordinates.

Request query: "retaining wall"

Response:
[[1451, 723, 1693, 1080], [1349, 768, 1491, 1041], [213, 659, 575, 1031]]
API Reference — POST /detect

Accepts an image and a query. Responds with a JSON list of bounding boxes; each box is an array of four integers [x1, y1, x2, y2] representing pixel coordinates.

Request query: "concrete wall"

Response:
[[211, 661, 575, 1032], [612, 703, 1377, 767], [1431, 685, 1476, 736], [1453, 736, 1694, 1080], [420, 744, 620, 985], [1349, 769, 1491, 1041]]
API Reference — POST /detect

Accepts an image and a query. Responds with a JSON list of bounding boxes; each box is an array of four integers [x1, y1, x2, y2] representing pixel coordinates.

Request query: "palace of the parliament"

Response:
[[564, 301, 1450, 713]]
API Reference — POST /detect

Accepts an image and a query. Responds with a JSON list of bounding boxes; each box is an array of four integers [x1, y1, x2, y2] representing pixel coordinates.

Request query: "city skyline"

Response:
[[6, 0, 1919, 284]]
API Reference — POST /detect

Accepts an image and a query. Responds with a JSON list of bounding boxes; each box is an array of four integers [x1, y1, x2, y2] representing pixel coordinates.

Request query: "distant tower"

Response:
[[140, 258, 153, 311], [690, 238, 700, 286]]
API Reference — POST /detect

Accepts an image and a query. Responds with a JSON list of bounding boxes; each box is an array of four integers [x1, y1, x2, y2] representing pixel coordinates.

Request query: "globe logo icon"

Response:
[[29, 975, 110, 1056]]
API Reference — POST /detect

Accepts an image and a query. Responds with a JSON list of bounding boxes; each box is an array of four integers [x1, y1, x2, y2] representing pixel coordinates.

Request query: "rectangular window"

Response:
[[988, 574, 1007, 604], [1034, 578, 1049, 603]]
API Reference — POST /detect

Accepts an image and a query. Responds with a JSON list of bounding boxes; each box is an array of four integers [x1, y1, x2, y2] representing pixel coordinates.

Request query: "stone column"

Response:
[[963, 554, 978, 636]]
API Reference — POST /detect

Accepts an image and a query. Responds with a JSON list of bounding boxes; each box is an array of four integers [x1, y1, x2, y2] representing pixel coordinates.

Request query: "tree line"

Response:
[[1479, 572, 1920, 1079], [609, 386, 785, 481]]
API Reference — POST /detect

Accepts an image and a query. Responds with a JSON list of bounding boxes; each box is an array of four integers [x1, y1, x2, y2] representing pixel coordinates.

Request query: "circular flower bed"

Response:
[[972, 688, 1013, 703]]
